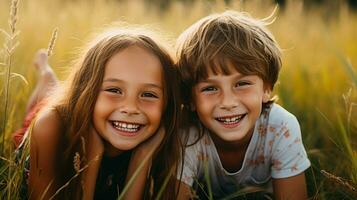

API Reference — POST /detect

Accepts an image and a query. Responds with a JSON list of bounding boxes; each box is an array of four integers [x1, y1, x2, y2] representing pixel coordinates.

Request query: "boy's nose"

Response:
[[219, 90, 238, 110]]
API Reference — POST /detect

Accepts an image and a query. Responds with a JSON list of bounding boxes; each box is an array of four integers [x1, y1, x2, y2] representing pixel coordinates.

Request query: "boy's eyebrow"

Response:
[[103, 78, 163, 89], [199, 73, 246, 83]]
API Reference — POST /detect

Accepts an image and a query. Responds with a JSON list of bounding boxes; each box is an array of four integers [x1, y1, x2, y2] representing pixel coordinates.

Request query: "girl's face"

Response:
[[93, 45, 164, 156], [192, 62, 270, 146]]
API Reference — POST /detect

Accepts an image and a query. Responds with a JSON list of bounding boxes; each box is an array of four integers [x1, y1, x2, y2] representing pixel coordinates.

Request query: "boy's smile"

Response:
[[215, 113, 246, 128], [193, 64, 271, 146]]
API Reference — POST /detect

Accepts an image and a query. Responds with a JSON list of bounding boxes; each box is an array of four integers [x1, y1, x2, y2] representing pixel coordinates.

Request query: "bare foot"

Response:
[[33, 49, 57, 82], [33, 49, 51, 73]]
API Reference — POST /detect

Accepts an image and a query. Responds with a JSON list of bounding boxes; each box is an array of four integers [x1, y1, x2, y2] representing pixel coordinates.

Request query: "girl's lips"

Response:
[[109, 120, 144, 136]]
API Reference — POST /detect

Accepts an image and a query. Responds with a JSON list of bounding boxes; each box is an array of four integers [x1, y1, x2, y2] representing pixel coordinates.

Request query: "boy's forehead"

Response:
[[197, 59, 243, 81]]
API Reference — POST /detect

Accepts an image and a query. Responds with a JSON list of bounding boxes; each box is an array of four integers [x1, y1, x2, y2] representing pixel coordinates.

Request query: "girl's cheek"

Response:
[[140, 101, 164, 117]]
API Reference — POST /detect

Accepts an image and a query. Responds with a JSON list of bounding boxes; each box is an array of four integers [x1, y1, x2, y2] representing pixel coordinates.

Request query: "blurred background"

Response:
[[0, 0, 356, 199]]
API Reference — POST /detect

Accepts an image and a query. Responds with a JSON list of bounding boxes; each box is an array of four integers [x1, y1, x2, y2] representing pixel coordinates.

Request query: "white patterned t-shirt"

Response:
[[177, 103, 311, 198]]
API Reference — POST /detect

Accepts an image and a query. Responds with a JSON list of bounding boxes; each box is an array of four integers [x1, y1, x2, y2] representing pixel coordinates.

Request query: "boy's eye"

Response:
[[141, 92, 158, 98], [201, 86, 217, 92], [105, 88, 122, 94], [235, 81, 251, 87]]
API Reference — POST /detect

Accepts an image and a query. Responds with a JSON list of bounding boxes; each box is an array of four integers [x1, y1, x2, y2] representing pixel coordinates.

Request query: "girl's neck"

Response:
[[104, 143, 123, 157]]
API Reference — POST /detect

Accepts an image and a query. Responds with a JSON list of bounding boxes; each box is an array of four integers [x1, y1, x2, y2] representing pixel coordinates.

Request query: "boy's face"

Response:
[[193, 64, 271, 145]]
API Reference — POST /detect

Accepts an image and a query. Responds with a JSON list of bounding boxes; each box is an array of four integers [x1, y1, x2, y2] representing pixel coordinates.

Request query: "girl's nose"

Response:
[[119, 97, 140, 115]]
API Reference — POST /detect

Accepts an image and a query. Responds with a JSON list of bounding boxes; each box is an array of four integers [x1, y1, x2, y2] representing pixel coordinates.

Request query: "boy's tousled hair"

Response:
[[176, 10, 282, 110], [43, 27, 180, 199], [176, 11, 282, 143]]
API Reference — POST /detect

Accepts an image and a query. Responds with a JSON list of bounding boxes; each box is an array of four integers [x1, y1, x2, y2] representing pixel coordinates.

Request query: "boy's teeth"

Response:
[[217, 115, 244, 124]]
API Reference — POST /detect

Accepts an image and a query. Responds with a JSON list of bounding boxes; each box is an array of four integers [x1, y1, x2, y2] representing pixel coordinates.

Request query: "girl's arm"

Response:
[[122, 128, 165, 199], [81, 127, 104, 200], [272, 172, 308, 200], [28, 109, 62, 200]]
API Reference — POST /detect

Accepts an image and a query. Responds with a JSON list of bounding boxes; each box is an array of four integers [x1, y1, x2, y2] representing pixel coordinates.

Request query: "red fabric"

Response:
[[12, 100, 47, 148]]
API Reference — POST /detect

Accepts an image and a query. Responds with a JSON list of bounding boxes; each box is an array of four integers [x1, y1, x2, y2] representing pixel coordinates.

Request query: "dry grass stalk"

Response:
[[1, 0, 20, 155], [73, 152, 81, 173], [321, 170, 356, 193], [9, 0, 19, 35], [47, 28, 58, 57]]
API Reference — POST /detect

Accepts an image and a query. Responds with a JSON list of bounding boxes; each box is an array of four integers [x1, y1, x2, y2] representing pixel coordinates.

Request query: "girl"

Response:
[[24, 28, 180, 199], [176, 11, 310, 199]]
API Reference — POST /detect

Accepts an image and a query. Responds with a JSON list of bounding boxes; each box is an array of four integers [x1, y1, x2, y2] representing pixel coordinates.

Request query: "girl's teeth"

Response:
[[111, 121, 141, 132]]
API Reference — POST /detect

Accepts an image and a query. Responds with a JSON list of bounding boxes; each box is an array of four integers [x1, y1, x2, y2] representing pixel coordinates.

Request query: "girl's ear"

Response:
[[262, 89, 271, 103]]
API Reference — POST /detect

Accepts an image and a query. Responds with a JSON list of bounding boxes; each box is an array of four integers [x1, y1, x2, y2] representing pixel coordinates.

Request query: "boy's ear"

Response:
[[262, 89, 271, 103]]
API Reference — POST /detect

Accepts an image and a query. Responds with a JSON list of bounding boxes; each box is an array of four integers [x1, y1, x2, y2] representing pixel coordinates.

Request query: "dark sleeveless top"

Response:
[[94, 151, 132, 200]]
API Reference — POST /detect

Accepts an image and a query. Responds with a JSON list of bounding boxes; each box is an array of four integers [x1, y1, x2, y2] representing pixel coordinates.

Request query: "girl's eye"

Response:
[[201, 86, 217, 92], [105, 88, 122, 94], [235, 81, 251, 87], [141, 92, 158, 98]]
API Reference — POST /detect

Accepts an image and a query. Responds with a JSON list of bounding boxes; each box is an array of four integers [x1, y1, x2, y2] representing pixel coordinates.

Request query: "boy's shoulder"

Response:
[[265, 103, 298, 125], [259, 103, 301, 142], [180, 126, 204, 144], [180, 126, 212, 151]]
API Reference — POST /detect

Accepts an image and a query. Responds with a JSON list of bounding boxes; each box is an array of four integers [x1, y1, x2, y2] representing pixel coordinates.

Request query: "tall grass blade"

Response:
[[117, 151, 153, 200], [10, 72, 28, 85], [1, 0, 20, 156]]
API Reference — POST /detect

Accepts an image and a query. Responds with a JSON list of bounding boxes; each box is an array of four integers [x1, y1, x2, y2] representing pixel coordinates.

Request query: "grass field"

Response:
[[0, 0, 356, 199]]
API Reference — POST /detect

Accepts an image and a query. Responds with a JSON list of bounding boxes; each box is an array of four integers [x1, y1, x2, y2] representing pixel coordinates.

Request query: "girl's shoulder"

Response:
[[31, 107, 62, 145]]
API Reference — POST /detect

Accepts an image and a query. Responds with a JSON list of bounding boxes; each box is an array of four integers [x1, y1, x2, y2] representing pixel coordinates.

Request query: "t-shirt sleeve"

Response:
[[271, 114, 311, 179], [177, 145, 200, 187]]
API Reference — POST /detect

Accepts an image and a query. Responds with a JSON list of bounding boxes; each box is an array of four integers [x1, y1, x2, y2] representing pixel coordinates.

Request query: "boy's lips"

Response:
[[109, 120, 144, 135], [215, 113, 246, 128]]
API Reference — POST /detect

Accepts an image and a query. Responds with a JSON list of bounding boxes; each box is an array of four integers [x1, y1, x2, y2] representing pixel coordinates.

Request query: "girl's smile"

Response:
[[110, 120, 144, 135]]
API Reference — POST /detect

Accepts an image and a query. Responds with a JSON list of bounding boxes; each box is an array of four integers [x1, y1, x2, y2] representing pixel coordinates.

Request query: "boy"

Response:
[[176, 11, 310, 200]]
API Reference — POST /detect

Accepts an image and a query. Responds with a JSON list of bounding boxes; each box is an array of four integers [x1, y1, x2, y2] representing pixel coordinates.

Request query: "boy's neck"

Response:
[[209, 129, 254, 173], [209, 128, 254, 152]]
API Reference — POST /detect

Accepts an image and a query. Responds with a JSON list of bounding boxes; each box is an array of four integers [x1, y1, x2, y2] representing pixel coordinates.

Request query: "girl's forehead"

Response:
[[103, 46, 163, 86]]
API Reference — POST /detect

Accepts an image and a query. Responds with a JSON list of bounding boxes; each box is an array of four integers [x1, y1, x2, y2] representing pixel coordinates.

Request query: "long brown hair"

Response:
[[46, 28, 180, 199]]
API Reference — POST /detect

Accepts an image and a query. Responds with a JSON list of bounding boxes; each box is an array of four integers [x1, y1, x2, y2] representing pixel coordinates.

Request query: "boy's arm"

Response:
[[122, 127, 165, 199], [272, 172, 308, 200], [270, 112, 310, 200], [28, 109, 61, 200], [176, 181, 194, 200]]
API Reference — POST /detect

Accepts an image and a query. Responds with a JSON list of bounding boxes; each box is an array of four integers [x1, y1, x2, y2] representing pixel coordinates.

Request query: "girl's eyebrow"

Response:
[[103, 78, 163, 89], [103, 78, 124, 83]]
